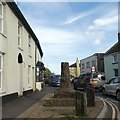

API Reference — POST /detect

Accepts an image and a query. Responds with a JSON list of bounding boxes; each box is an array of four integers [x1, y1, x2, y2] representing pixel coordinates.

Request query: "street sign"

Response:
[[91, 66, 95, 72]]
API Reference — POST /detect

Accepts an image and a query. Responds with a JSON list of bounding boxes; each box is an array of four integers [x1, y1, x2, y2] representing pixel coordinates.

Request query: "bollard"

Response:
[[75, 91, 87, 116], [86, 86, 95, 106]]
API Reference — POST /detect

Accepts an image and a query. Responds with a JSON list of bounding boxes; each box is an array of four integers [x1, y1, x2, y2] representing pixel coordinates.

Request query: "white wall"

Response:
[[80, 55, 97, 74], [0, 3, 42, 96]]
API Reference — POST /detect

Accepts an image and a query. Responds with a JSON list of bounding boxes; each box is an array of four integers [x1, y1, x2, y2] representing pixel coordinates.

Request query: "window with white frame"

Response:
[[28, 35, 31, 56], [18, 23, 22, 47], [0, 54, 3, 90], [0, 2, 3, 33], [113, 54, 118, 63]]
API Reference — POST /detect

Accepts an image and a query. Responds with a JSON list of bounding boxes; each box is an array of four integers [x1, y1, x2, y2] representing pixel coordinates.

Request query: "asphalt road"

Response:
[[2, 85, 58, 118], [95, 91, 120, 110], [95, 91, 120, 119]]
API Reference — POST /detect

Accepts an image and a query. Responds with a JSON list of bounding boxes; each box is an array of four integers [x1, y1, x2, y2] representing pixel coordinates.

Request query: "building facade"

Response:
[[80, 53, 104, 75], [0, 2, 43, 98], [104, 42, 119, 81], [69, 58, 80, 77]]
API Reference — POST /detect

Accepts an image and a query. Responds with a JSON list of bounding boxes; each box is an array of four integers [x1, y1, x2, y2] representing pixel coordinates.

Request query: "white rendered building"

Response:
[[0, 1, 43, 99]]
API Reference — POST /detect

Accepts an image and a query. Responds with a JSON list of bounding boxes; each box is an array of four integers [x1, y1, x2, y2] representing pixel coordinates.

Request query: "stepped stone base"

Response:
[[54, 88, 74, 98], [43, 98, 75, 107]]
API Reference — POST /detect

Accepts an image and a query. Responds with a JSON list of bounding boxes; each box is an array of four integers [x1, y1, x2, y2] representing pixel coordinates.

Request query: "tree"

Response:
[[44, 67, 53, 78]]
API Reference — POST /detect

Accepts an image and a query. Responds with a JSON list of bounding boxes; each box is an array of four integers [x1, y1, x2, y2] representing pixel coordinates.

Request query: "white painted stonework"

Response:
[[0, 2, 43, 96]]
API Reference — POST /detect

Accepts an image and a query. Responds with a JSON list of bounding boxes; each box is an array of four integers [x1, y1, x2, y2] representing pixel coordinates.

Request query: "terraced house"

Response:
[[0, 1, 43, 99], [104, 41, 119, 81]]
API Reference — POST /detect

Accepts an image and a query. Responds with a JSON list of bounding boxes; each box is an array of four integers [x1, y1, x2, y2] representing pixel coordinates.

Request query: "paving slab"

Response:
[[18, 93, 104, 119]]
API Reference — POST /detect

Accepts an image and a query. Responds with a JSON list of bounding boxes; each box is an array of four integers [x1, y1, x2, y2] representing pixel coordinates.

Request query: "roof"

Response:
[[105, 42, 119, 55], [69, 63, 80, 67], [7, 2, 43, 57], [80, 53, 104, 61], [69, 63, 77, 67]]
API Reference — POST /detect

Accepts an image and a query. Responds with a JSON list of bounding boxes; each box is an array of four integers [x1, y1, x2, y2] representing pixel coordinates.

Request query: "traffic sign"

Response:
[[91, 66, 95, 72]]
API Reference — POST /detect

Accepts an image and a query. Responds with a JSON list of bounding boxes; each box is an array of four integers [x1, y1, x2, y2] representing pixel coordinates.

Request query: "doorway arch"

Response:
[[18, 53, 23, 64], [18, 53, 23, 96]]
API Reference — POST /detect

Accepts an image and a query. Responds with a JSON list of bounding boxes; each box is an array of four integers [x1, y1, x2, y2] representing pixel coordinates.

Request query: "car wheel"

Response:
[[102, 88, 106, 95], [99, 86, 103, 92], [116, 91, 120, 101]]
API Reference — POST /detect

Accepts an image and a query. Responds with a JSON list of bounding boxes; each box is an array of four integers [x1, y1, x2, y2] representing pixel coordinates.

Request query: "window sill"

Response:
[[0, 90, 6, 96], [29, 55, 32, 58], [18, 47, 23, 51], [112, 62, 118, 64], [0, 32, 7, 38]]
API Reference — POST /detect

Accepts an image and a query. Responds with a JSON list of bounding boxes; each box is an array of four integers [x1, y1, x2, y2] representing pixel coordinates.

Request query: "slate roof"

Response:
[[105, 42, 119, 55], [7, 2, 43, 57]]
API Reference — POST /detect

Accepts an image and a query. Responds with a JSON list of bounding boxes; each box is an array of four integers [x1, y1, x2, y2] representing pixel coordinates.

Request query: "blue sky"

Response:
[[18, 2, 118, 74]]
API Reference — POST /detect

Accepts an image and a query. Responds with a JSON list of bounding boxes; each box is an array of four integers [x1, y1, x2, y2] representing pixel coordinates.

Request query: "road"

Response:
[[96, 91, 120, 119], [2, 85, 58, 118]]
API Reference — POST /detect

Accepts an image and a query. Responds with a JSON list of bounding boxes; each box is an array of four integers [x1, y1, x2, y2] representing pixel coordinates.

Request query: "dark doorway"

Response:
[[18, 53, 23, 64]]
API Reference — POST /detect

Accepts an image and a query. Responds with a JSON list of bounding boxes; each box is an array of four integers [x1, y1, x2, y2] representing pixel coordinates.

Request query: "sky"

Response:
[[18, 2, 118, 74]]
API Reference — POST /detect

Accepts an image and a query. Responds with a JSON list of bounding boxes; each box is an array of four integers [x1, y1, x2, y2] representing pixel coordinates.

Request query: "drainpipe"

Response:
[[118, 3, 120, 76], [35, 45, 37, 90], [118, 33, 120, 76]]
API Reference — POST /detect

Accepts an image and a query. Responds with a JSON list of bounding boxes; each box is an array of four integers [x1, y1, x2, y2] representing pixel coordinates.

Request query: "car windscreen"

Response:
[[52, 75, 61, 81], [92, 73, 98, 78]]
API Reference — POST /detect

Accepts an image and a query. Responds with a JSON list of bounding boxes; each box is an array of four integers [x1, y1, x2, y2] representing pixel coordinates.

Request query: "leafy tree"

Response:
[[44, 67, 54, 78]]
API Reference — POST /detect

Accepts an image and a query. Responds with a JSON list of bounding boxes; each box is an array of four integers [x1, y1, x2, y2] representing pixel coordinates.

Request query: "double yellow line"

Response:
[[104, 99, 119, 120]]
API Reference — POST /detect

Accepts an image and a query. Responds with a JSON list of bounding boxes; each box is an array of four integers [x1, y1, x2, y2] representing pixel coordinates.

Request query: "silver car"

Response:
[[102, 76, 120, 100]]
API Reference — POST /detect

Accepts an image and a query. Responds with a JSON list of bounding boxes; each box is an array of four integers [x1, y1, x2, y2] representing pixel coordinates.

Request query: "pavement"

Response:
[[17, 89, 107, 119], [2, 85, 57, 119], [17, 93, 104, 119], [2, 85, 119, 120]]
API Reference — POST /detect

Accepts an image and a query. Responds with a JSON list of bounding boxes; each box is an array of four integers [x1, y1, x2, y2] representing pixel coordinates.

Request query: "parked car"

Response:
[[90, 73, 106, 91], [95, 75, 106, 91], [73, 72, 105, 91], [102, 76, 120, 100], [73, 77, 80, 90], [44, 78, 49, 84], [72, 77, 79, 83], [49, 75, 61, 87], [73, 74, 93, 90]]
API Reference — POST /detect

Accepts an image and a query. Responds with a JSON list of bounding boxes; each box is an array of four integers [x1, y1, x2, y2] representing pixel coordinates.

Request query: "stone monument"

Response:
[[54, 62, 74, 98]]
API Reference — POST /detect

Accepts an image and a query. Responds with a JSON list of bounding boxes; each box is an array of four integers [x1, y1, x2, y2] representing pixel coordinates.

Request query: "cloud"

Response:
[[94, 16, 117, 26], [63, 10, 95, 25], [62, 3, 117, 25], [88, 10, 118, 31], [35, 27, 77, 44]]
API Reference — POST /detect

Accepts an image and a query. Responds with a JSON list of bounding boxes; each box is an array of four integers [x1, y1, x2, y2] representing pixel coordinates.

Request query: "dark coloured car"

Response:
[[49, 75, 61, 87], [73, 74, 92, 91], [44, 78, 49, 84]]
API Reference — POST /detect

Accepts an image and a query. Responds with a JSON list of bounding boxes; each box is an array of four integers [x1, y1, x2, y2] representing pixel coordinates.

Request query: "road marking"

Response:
[[106, 98, 118, 103], [96, 97, 108, 119], [107, 99, 120, 120], [105, 99, 116, 120]]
